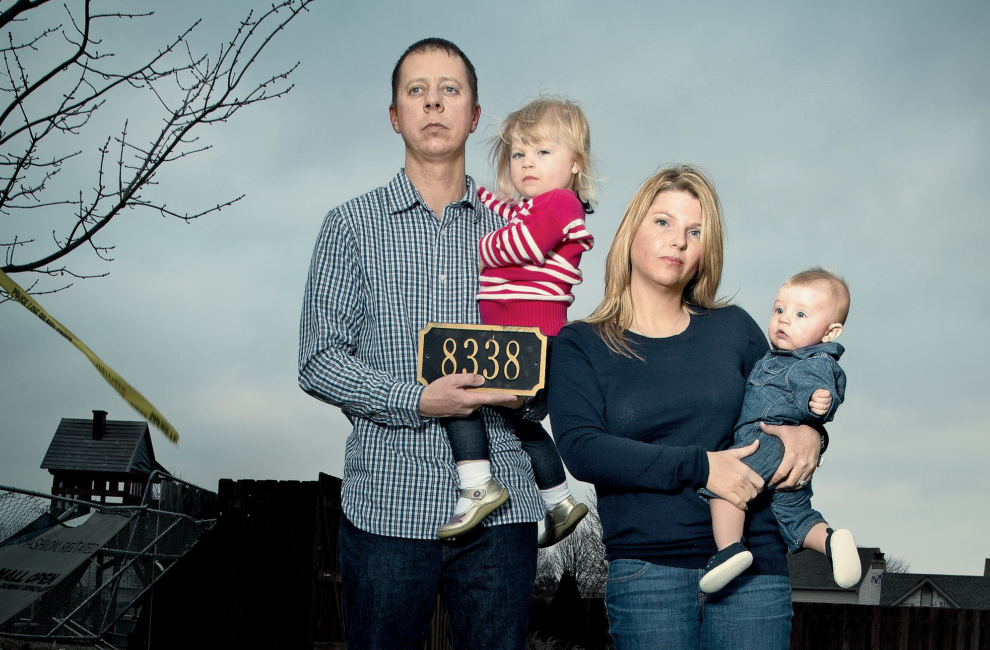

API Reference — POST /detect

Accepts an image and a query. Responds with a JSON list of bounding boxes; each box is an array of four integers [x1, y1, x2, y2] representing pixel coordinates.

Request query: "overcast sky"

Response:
[[2, 0, 988, 576]]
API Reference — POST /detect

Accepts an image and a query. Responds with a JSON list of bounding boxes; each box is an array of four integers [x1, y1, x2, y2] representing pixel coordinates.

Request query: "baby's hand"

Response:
[[809, 389, 832, 416]]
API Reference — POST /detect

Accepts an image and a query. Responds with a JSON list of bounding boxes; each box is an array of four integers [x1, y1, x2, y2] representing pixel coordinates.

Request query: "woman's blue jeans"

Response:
[[605, 559, 792, 650]]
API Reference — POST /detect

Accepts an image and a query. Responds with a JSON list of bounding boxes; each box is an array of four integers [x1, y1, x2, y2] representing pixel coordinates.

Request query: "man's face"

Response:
[[389, 49, 480, 161]]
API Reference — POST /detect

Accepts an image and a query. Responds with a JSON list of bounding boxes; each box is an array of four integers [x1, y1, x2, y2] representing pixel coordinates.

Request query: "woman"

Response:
[[548, 165, 821, 649]]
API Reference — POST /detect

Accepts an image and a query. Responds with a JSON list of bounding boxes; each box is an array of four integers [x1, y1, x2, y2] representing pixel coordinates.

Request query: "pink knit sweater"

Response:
[[477, 188, 594, 336]]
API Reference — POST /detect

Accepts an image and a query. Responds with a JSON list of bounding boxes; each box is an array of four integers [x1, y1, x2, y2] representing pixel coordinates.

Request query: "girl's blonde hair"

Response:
[[585, 164, 728, 357], [489, 96, 596, 207]]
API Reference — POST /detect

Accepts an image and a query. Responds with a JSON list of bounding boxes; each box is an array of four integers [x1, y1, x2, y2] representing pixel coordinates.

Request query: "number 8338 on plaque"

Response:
[[416, 323, 547, 396]]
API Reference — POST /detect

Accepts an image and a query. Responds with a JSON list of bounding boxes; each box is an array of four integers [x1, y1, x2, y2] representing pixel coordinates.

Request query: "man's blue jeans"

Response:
[[605, 559, 792, 650], [339, 515, 538, 650]]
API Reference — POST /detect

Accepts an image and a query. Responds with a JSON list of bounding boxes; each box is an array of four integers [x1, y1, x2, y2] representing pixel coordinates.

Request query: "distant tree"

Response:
[[884, 555, 911, 573], [534, 546, 561, 598], [0, 0, 312, 301], [536, 493, 608, 598], [547, 570, 583, 648]]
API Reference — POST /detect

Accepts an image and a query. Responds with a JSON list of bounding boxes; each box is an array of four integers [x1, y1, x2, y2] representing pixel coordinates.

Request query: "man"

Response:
[[299, 39, 544, 650]]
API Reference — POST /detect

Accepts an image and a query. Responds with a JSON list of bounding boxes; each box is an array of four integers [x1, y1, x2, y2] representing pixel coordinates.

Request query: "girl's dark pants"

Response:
[[441, 337, 565, 490]]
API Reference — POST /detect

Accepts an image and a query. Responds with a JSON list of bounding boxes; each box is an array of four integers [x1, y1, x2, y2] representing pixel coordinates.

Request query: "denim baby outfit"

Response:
[[699, 341, 846, 553]]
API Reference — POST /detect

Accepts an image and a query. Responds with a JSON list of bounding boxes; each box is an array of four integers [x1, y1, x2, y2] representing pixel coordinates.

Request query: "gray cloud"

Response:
[[2, 0, 987, 575]]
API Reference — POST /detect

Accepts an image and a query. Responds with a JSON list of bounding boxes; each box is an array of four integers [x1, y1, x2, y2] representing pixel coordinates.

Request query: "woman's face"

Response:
[[629, 189, 704, 297]]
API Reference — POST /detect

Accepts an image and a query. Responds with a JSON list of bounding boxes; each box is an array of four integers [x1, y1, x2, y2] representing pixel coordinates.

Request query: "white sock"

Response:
[[454, 461, 491, 515], [540, 482, 571, 509]]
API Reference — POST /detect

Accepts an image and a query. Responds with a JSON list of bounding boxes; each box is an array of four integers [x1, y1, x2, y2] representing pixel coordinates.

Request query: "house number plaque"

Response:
[[417, 323, 547, 395]]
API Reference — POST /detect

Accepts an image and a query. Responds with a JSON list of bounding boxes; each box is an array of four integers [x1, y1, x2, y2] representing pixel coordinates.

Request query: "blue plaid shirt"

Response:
[[299, 171, 545, 539]]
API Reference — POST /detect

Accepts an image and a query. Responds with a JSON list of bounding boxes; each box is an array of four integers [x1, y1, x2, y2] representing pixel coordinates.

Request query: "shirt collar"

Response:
[[386, 170, 483, 223], [775, 341, 845, 360]]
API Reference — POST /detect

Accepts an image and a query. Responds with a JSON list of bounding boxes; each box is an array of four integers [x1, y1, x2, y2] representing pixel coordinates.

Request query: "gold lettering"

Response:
[[483, 339, 500, 379], [504, 340, 520, 380], [441, 338, 458, 375], [462, 338, 478, 374]]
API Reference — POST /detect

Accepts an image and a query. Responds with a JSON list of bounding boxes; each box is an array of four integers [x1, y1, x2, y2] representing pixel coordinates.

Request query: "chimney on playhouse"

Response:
[[92, 410, 108, 441]]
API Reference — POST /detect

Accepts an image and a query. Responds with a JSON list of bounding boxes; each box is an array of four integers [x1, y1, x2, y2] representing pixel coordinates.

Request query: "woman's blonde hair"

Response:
[[585, 164, 728, 357], [489, 96, 596, 207]]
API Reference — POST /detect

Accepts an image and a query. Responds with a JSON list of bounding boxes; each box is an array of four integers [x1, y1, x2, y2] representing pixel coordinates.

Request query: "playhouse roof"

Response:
[[40, 417, 167, 476]]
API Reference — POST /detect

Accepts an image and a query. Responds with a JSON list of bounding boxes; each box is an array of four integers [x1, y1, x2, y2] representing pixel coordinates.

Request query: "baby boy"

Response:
[[699, 268, 861, 594]]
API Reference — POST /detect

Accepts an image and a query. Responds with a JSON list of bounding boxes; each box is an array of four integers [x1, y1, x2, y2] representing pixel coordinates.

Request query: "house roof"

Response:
[[789, 547, 880, 591], [880, 572, 990, 610], [40, 417, 167, 476]]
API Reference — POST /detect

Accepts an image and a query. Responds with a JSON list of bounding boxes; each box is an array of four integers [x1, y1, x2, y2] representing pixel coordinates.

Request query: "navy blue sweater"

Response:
[[549, 307, 790, 576]]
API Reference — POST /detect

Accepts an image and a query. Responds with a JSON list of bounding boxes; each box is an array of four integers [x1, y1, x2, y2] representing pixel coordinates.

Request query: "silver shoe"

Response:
[[537, 497, 589, 548], [437, 478, 508, 539]]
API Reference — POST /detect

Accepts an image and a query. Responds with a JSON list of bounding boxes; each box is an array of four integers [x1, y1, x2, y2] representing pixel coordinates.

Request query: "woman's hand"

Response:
[[760, 422, 821, 488], [705, 441, 764, 510]]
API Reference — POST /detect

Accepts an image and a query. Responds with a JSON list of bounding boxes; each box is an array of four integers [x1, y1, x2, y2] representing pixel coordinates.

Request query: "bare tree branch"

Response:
[[0, 0, 54, 32], [0, 0, 313, 294], [884, 555, 911, 574]]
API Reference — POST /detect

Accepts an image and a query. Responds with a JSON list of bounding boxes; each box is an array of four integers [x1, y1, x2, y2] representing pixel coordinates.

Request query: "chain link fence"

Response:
[[0, 472, 215, 647]]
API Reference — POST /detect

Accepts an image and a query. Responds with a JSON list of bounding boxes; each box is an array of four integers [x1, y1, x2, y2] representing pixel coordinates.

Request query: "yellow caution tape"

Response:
[[0, 270, 178, 444]]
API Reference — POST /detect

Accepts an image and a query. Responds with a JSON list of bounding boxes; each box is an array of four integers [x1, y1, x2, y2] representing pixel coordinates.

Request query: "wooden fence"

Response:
[[524, 600, 990, 650], [130, 473, 345, 650], [528, 596, 609, 649], [791, 602, 990, 650], [124, 475, 989, 650], [522, 600, 990, 650]]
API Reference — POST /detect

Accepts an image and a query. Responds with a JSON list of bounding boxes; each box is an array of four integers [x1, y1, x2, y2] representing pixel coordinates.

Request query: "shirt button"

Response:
[[440, 229, 447, 236], [439, 274, 447, 283]]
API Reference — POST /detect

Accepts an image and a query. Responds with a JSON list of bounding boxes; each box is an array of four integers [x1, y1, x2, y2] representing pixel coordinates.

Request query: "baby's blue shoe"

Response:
[[699, 542, 753, 594], [826, 528, 862, 588]]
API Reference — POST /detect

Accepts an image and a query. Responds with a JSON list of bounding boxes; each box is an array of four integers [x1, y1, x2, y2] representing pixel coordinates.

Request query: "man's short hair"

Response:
[[784, 267, 851, 324], [391, 38, 478, 107]]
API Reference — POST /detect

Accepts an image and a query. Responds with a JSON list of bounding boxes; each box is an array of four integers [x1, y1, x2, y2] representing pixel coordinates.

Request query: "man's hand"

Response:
[[705, 441, 764, 510], [761, 423, 821, 489], [809, 389, 832, 416], [419, 373, 516, 418]]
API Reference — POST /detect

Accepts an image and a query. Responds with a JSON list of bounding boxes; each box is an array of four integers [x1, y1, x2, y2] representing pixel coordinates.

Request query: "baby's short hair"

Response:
[[489, 96, 596, 207], [784, 267, 851, 324]]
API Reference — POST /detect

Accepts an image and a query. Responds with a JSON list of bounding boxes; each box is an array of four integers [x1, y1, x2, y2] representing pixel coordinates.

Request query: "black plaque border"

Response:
[[416, 323, 547, 396]]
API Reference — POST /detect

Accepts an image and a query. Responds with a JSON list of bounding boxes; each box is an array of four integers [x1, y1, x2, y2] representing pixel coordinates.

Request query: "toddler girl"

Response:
[[437, 97, 595, 547]]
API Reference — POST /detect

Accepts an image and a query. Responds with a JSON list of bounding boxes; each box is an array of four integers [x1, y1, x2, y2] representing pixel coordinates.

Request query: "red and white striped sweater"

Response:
[[477, 187, 594, 337]]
